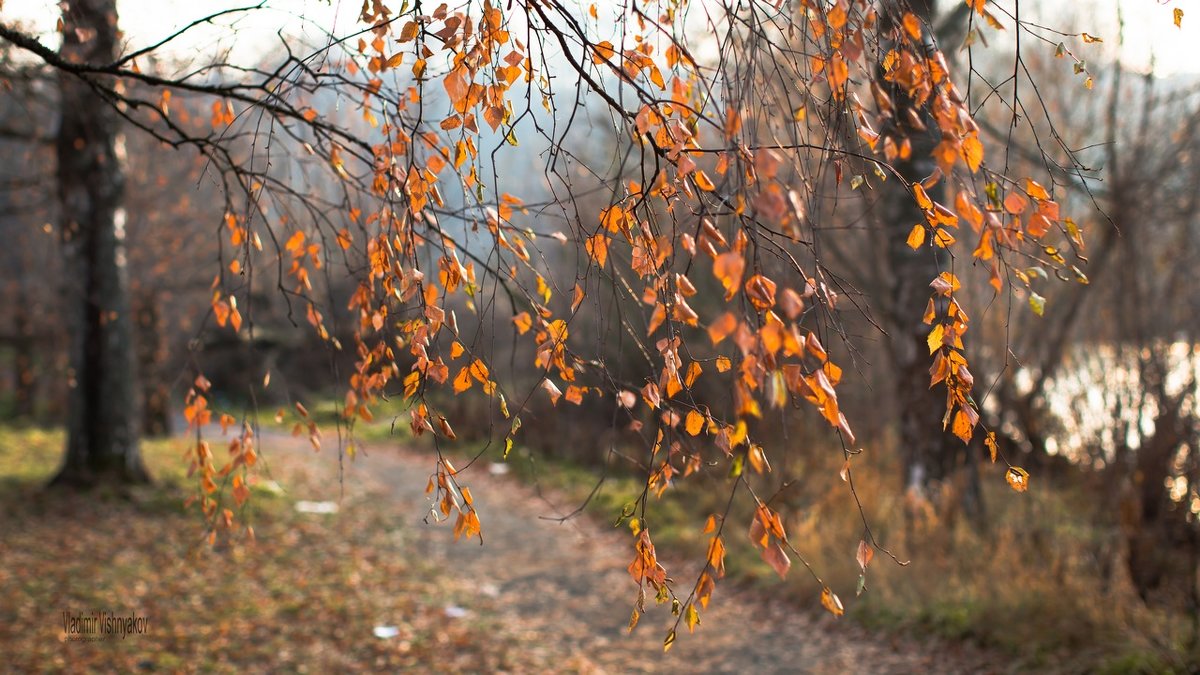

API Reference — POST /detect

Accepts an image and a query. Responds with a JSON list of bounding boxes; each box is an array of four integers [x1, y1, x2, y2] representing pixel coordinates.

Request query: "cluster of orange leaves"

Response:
[[182, 375, 258, 545], [195, 0, 1090, 631]]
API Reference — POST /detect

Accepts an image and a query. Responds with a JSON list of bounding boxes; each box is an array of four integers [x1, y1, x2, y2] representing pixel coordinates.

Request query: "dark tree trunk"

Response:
[[879, 0, 984, 528], [135, 290, 171, 437], [50, 0, 149, 488], [1125, 385, 1191, 602], [12, 288, 36, 419]]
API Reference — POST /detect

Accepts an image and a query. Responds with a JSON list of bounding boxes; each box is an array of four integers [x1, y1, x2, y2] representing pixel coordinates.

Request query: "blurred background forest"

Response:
[[3, 0, 1200, 671]]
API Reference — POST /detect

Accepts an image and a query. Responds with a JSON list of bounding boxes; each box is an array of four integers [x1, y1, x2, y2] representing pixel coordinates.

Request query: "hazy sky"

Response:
[[1, 0, 1195, 76]]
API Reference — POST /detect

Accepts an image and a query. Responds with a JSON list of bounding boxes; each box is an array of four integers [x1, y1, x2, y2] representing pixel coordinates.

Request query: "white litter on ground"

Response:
[[294, 500, 339, 514], [372, 625, 400, 639]]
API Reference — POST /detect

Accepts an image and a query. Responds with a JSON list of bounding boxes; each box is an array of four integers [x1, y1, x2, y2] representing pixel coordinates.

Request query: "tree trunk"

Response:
[[880, 0, 984, 528], [135, 290, 171, 437], [12, 286, 36, 419], [50, 0, 149, 487]]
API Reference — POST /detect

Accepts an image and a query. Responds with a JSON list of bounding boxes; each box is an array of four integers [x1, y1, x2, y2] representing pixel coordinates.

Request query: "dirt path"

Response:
[[278, 435, 998, 674]]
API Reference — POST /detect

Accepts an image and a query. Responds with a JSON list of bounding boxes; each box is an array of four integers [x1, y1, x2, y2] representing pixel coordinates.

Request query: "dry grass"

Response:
[[464, 428, 1199, 674], [0, 426, 552, 673]]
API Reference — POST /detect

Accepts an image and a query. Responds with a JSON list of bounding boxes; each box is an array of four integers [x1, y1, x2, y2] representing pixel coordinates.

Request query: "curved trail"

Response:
[[280, 435, 996, 674]]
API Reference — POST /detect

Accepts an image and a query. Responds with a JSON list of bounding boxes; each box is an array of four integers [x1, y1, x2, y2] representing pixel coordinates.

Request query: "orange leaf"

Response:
[[906, 223, 925, 250], [1006, 466, 1030, 492], [762, 540, 791, 579], [1024, 178, 1050, 201], [592, 40, 616, 64], [1004, 191, 1029, 215], [951, 409, 974, 444], [856, 540, 874, 571], [960, 133, 984, 173], [707, 312, 738, 345], [820, 587, 845, 617], [512, 311, 533, 335], [985, 431, 999, 463], [912, 183, 933, 210], [712, 252, 745, 300], [453, 367, 472, 394]]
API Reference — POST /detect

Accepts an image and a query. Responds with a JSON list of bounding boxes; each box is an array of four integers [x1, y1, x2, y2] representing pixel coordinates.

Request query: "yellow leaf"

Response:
[[820, 587, 845, 617], [685, 603, 700, 633], [951, 410, 973, 444], [1175, 8, 1183, 28], [906, 223, 925, 250], [932, 228, 956, 248], [985, 431, 999, 463], [593, 41, 616, 64], [693, 170, 716, 192], [663, 629, 676, 652], [716, 356, 732, 372], [961, 133, 984, 173], [512, 311, 533, 335], [585, 233, 609, 267], [1006, 466, 1030, 492], [685, 410, 704, 436], [927, 323, 945, 354], [1081, 32, 1102, 43], [571, 283, 586, 313], [747, 444, 769, 474], [912, 183, 933, 210]]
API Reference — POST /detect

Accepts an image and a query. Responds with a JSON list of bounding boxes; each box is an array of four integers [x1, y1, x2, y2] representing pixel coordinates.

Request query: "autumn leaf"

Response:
[[985, 431, 999, 463], [593, 40, 616, 64], [951, 409, 974, 444], [541, 378, 563, 405], [856, 539, 874, 571], [712, 252, 745, 300], [512, 311, 533, 335], [1006, 466, 1030, 492], [1004, 191, 1029, 215], [708, 312, 738, 345], [453, 367, 472, 394], [693, 170, 716, 192], [927, 323, 945, 354], [820, 587, 845, 617], [683, 602, 701, 633], [961, 133, 984, 173], [906, 223, 925, 250], [1029, 292, 1046, 317], [1024, 178, 1050, 201], [762, 540, 791, 579]]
